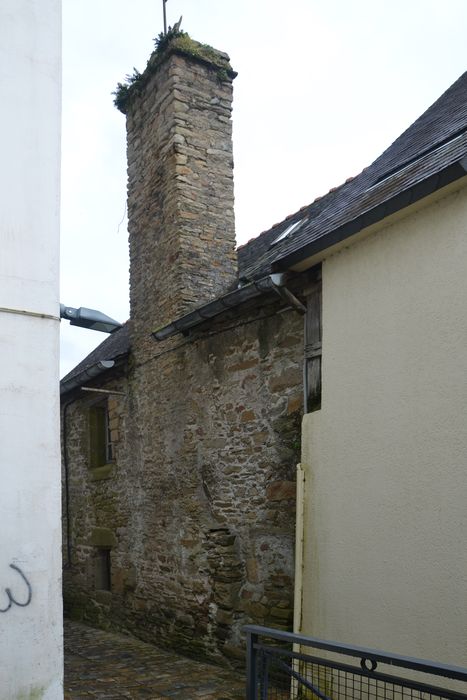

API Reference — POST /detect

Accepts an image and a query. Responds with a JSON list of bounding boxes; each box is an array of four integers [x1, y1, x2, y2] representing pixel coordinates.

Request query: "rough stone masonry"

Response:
[[62, 35, 306, 666]]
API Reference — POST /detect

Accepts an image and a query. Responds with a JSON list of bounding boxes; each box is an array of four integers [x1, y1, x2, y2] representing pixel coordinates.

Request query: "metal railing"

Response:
[[245, 626, 467, 700]]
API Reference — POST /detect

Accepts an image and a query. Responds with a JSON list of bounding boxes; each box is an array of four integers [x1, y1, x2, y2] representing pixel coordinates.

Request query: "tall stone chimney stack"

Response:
[[118, 34, 237, 353]]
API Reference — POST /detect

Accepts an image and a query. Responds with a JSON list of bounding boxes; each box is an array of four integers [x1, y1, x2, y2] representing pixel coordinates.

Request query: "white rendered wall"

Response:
[[0, 2, 62, 698], [301, 183, 467, 666]]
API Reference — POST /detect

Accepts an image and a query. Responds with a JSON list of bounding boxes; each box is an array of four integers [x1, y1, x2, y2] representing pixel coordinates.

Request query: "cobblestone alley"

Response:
[[64, 619, 245, 699]]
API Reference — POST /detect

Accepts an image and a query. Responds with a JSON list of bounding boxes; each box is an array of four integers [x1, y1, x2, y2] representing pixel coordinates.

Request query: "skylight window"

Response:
[[270, 218, 306, 247]]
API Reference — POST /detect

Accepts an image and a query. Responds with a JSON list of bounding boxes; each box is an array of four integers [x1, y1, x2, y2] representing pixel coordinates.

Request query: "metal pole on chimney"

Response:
[[163, 0, 167, 34]]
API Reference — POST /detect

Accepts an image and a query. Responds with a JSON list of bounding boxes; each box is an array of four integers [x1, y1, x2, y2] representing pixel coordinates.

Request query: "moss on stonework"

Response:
[[113, 29, 236, 114], [273, 410, 302, 462]]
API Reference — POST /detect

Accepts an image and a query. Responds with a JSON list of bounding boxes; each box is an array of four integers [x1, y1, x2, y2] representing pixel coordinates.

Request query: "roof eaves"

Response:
[[60, 322, 130, 386], [60, 360, 116, 396], [274, 157, 467, 271], [152, 273, 287, 341]]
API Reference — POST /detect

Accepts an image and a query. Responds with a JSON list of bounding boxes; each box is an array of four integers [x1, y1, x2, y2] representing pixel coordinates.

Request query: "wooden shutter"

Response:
[[89, 405, 107, 468], [304, 276, 322, 413]]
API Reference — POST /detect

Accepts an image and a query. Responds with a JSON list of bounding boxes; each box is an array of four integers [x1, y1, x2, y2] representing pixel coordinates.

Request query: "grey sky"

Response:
[[60, 0, 467, 376]]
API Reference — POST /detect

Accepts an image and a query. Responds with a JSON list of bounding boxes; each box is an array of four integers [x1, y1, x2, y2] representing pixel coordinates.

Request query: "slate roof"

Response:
[[61, 321, 130, 385], [236, 180, 352, 277], [61, 71, 467, 392], [240, 70, 467, 280]]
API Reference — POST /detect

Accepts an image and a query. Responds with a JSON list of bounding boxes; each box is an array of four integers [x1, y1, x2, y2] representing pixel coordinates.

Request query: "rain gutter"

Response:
[[152, 273, 305, 341], [60, 360, 115, 396]]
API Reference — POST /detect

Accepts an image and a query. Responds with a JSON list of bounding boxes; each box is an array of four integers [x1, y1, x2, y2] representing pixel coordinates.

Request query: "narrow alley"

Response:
[[64, 620, 245, 699]]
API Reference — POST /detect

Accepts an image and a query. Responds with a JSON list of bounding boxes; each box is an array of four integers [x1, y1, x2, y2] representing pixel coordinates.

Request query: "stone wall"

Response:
[[63, 296, 304, 664], [62, 35, 306, 665], [127, 44, 237, 362]]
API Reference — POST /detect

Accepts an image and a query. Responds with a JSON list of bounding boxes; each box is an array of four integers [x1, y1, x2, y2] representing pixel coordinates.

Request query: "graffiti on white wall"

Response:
[[0, 564, 32, 613]]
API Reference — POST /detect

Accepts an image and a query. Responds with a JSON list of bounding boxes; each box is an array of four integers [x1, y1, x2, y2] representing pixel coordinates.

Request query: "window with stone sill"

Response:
[[89, 401, 114, 468]]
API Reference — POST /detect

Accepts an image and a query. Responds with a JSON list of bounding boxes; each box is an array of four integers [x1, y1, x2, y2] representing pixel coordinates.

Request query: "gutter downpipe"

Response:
[[291, 460, 306, 698], [62, 397, 76, 569], [293, 460, 306, 635], [269, 274, 306, 315], [61, 360, 115, 568]]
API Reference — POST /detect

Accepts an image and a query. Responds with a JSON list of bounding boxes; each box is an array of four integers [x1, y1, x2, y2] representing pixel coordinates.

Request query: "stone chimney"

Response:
[[119, 34, 237, 352]]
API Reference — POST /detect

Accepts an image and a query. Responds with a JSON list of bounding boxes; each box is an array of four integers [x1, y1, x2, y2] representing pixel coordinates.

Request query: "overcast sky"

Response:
[[60, 0, 467, 376]]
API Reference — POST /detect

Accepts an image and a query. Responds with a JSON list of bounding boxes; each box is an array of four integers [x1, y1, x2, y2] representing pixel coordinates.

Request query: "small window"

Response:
[[89, 402, 113, 468], [95, 548, 111, 591]]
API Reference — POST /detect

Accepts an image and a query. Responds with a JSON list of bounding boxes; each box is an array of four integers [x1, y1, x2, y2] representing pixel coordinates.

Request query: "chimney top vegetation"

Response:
[[113, 27, 236, 114]]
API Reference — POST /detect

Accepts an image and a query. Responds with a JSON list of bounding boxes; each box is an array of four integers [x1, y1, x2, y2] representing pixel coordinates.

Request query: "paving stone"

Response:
[[64, 620, 245, 699]]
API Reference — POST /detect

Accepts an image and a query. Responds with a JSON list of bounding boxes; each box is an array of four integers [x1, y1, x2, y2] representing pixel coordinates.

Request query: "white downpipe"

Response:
[[293, 461, 306, 633], [291, 461, 306, 698]]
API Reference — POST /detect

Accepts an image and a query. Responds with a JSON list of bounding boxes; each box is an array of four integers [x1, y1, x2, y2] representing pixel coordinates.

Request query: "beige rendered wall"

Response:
[[300, 183, 467, 666]]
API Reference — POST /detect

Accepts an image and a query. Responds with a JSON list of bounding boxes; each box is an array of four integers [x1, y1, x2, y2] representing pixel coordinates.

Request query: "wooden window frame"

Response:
[[89, 400, 114, 469]]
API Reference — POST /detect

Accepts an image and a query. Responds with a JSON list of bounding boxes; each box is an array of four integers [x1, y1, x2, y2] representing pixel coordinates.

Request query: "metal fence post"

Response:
[[246, 629, 258, 700]]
